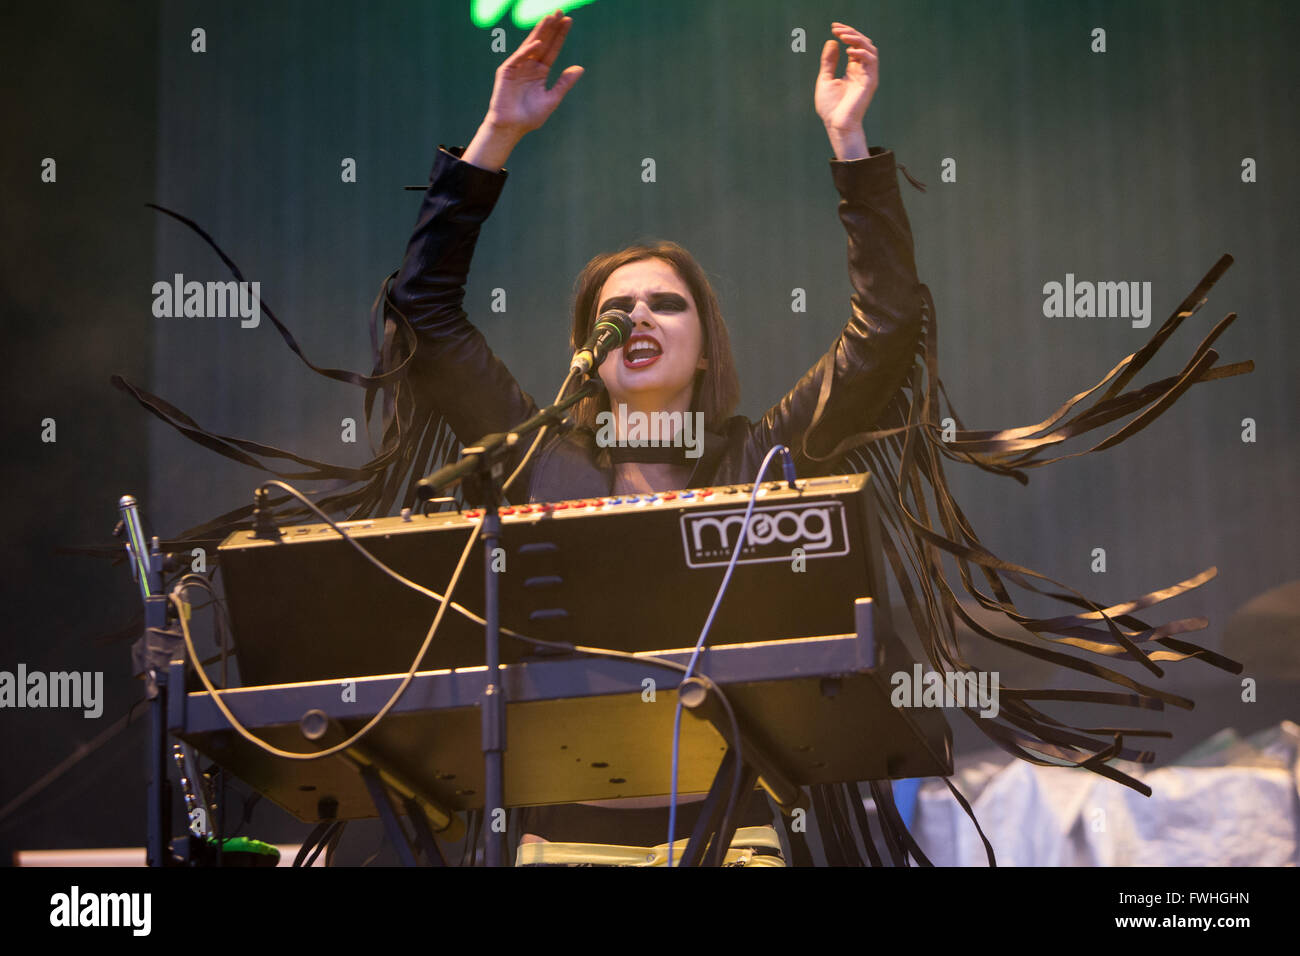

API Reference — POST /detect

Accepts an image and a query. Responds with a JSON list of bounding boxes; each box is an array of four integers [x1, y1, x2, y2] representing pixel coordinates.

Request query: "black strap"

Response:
[[845, 781, 883, 867], [782, 804, 816, 868], [861, 782, 905, 865], [868, 779, 934, 867], [823, 783, 868, 866], [809, 784, 847, 867], [943, 777, 997, 867]]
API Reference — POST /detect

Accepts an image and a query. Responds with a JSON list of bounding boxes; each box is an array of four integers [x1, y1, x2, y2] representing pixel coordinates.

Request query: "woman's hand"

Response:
[[815, 22, 878, 159], [484, 11, 584, 136], [463, 12, 583, 170]]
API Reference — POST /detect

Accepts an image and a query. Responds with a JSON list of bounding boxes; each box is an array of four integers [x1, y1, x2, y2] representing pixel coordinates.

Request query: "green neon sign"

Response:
[[471, 0, 602, 30]]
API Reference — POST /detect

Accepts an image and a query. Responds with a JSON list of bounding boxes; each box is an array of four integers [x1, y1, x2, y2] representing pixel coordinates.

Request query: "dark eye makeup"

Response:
[[599, 293, 688, 314]]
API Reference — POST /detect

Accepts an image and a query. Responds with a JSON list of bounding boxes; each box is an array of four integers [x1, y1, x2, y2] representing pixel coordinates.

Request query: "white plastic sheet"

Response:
[[910, 721, 1300, 866]]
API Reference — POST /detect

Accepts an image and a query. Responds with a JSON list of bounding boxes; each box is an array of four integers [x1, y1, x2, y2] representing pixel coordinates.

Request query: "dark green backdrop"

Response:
[[3, 0, 1296, 862]]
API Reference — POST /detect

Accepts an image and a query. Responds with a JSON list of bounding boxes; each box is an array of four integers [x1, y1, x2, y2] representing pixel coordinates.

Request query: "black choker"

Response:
[[607, 445, 693, 465]]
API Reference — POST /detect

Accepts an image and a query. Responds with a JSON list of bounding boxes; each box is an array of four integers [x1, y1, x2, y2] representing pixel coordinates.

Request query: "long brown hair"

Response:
[[568, 241, 740, 432]]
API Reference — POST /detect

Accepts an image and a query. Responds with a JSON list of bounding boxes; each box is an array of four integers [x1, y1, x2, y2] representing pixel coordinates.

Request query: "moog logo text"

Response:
[[681, 502, 849, 568]]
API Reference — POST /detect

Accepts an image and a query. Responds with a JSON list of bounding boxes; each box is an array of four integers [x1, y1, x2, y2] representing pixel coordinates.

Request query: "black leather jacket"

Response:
[[390, 144, 924, 500]]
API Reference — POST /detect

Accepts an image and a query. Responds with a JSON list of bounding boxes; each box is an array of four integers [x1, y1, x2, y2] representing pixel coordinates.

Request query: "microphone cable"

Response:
[[666, 443, 796, 866]]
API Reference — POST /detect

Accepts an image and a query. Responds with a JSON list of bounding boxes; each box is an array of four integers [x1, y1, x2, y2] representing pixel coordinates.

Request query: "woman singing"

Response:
[[122, 8, 1248, 869], [386, 12, 921, 865]]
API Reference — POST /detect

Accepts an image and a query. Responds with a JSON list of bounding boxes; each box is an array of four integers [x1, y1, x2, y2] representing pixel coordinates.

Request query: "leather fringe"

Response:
[[101, 203, 467, 556], [816, 255, 1253, 798]]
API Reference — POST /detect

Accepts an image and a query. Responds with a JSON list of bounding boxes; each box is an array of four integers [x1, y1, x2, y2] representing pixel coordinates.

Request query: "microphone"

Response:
[[570, 310, 633, 375], [117, 494, 152, 598]]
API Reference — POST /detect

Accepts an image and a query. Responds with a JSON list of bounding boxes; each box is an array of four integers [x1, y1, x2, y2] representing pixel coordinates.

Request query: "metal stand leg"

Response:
[[404, 798, 448, 867], [147, 679, 171, 867], [360, 766, 419, 867], [480, 503, 506, 868], [679, 752, 758, 867]]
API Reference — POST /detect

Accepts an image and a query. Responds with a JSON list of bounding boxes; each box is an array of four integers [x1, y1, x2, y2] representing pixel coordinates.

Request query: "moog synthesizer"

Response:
[[218, 473, 892, 686]]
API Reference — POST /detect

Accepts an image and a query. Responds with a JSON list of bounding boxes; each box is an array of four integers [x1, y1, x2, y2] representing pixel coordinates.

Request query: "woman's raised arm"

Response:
[[386, 13, 584, 455], [752, 23, 924, 471], [463, 11, 584, 170]]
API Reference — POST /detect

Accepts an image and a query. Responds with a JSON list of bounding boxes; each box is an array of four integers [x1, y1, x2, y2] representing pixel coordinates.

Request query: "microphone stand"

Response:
[[415, 374, 604, 867], [119, 496, 182, 866]]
